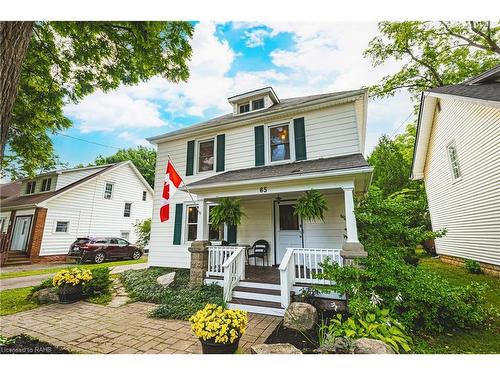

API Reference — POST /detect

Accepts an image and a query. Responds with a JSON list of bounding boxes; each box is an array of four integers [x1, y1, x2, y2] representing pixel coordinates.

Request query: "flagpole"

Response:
[[166, 154, 198, 207]]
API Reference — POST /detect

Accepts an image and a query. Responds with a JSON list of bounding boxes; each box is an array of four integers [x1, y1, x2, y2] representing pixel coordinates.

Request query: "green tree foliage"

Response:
[[364, 21, 500, 100], [134, 218, 151, 249], [3, 21, 193, 178], [94, 146, 156, 187]]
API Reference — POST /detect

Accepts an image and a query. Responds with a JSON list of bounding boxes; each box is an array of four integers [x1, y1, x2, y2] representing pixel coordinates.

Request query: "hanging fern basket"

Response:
[[294, 189, 328, 222]]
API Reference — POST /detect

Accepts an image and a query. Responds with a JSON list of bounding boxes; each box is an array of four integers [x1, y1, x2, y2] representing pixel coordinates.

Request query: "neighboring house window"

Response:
[[142, 191, 147, 201], [252, 98, 264, 110], [41, 178, 52, 192], [55, 221, 69, 233], [269, 124, 290, 162], [0, 218, 6, 233], [104, 182, 113, 199], [447, 142, 462, 180], [120, 231, 130, 240], [26, 181, 36, 194], [124, 202, 132, 217], [186, 205, 198, 241], [208, 205, 223, 241], [198, 139, 214, 172], [239, 103, 250, 114]]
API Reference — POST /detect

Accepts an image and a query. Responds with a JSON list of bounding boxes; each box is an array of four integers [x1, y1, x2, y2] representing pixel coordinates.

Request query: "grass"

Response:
[[0, 286, 39, 316], [121, 267, 223, 320], [414, 257, 500, 353], [0, 257, 146, 280]]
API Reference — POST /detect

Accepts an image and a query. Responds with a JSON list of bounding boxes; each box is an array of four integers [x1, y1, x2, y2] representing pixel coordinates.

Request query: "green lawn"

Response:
[[0, 287, 39, 316], [0, 258, 147, 280], [415, 257, 500, 354]]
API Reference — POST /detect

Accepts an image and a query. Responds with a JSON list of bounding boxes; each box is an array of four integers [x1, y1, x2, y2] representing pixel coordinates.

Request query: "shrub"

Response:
[[319, 308, 413, 353], [121, 267, 181, 303], [464, 259, 482, 274], [82, 267, 111, 297]]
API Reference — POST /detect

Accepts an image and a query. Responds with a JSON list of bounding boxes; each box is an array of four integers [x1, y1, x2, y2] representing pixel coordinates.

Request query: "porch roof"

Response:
[[186, 153, 370, 189]]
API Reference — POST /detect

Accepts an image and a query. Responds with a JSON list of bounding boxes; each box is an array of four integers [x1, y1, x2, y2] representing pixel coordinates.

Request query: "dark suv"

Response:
[[67, 237, 142, 264]]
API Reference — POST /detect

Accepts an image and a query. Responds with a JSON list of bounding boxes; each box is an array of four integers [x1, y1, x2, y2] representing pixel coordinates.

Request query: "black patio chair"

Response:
[[246, 239, 270, 267]]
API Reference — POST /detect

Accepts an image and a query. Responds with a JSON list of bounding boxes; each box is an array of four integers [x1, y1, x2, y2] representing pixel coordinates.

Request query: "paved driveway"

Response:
[[0, 301, 281, 354]]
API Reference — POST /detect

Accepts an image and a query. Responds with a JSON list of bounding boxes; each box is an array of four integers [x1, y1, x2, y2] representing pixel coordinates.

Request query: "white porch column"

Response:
[[196, 198, 208, 240], [343, 187, 359, 243]]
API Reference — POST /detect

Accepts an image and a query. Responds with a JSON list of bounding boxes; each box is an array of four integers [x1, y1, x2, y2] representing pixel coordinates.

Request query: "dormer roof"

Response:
[[227, 87, 280, 105]]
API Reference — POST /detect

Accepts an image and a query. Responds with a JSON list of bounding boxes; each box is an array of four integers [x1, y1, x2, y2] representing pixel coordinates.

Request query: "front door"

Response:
[[11, 216, 32, 252], [275, 202, 303, 264]]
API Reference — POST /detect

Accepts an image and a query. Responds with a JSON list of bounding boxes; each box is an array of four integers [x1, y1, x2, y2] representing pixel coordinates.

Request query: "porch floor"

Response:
[[244, 265, 280, 284]]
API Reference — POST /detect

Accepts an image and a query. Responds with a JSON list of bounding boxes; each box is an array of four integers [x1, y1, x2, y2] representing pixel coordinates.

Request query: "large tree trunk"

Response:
[[0, 21, 34, 167]]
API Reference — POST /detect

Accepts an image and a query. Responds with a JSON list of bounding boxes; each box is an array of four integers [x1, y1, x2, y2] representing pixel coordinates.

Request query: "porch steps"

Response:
[[228, 297, 285, 317], [3, 251, 31, 266], [233, 286, 281, 303], [228, 281, 285, 317]]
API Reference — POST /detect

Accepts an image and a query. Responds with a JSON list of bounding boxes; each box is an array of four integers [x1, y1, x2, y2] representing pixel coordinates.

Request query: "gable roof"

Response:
[[186, 153, 371, 190], [147, 88, 367, 144], [0, 181, 21, 199]]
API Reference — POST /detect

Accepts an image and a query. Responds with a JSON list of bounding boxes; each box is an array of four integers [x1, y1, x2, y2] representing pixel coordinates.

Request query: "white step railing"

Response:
[[279, 247, 342, 308], [207, 246, 237, 277], [222, 247, 246, 302]]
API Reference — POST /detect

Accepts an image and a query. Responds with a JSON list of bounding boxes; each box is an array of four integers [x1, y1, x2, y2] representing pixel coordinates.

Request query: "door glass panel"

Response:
[[279, 205, 299, 230]]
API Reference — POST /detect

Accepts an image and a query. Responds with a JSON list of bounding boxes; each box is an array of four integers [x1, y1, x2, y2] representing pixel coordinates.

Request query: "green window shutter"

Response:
[[227, 224, 237, 244], [186, 140, 195, 176], [254, 126, 265, 166], [173, 203, 183, 245], [216, 134, 225, 172], [294, 117, 307, 161]]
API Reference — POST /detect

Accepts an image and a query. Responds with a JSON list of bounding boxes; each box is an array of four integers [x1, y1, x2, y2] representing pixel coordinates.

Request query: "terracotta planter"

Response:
[[200, 337, 240, 354], [58, 284, 83, 304]]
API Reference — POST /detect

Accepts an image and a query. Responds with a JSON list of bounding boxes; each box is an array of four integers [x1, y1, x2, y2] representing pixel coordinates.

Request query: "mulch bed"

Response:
[[265, 321, 319, 353], [0, 335, 70, 354]]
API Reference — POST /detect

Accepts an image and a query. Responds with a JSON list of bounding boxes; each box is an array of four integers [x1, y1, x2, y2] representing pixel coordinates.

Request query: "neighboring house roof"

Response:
[[411, 64, 500, 180], [186, 153, 371, 189], [148, 89, 367, 143], [0, 181, 21, 199]]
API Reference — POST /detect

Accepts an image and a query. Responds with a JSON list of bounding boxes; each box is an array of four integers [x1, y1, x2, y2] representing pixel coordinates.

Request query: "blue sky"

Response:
[[57, 21, 414, 167]]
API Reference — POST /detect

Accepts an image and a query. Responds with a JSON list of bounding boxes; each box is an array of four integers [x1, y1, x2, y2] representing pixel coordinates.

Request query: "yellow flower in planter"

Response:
[[52, 268, 93, 287], [189, 304, 247, 344]]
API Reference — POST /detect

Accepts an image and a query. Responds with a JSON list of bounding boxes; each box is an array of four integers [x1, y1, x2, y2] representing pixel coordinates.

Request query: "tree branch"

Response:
[[469, 21, 500, 55], [404, 46, 444, 86], [439, 21, 493, 52]]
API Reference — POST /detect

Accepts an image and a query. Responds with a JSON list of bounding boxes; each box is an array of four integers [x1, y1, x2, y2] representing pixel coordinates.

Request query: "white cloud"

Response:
[[243, 28, 270, 47], [118, 131, 150, 147]]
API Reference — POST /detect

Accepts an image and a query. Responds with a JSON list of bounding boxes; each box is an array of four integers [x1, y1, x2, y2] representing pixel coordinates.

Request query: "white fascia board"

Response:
[[426, 92, 500, 109], [411, 94, 437, 180]]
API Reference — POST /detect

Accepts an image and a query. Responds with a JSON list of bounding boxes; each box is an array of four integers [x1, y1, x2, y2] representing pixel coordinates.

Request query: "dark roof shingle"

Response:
[[427, 83, 500, 102]]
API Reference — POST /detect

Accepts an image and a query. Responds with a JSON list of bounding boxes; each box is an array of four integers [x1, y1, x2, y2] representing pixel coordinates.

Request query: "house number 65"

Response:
[[259, 187, 268, 193]]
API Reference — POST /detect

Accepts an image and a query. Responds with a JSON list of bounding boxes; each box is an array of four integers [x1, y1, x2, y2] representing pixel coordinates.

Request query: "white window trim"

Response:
[[446, 140, 462, 183], [41, 178, 52, 192], [26, 181, 37, 195], [53, 220, 70, 234], [124, 202, 132, 217], [265, 120, 295, 165], [196, 137, 216, 174], [252, 98, 265, 111], [238, 102, 250, 114], [184, 203, 199, 243], [104, 181, 114, 199]]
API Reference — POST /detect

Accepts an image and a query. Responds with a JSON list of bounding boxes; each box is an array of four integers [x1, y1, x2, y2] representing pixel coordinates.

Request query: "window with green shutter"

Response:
[[293, 117, 307, 161], [173, 203, 183, 245], [254, 126, 265, 166], [186, 140, 195, 176], [216, 134, 225, 172]]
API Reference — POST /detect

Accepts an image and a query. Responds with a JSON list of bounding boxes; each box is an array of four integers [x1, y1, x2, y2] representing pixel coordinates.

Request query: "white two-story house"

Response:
[[147, 87, 373, 315], [0, 161, 153, 266]]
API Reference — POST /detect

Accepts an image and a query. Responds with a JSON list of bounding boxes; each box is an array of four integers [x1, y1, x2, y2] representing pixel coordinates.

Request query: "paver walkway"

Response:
[[0, 301, 281, 354]]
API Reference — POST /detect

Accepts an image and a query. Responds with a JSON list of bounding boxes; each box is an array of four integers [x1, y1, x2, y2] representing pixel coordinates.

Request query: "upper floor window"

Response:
[[142, 191, 147, 201], [124, 202, 132, 217], [447, 141, 462, 181], [41, 178, 52, 192], [198, 139, 214, 172], [239, 103, 250, 114], [55, 221, 69, 233], [26, 181, 36, 194], [270, 124, 290, 162], [252, 98, 264, 110], [104, 182, 114, 199], [186, 205, 198, 242]]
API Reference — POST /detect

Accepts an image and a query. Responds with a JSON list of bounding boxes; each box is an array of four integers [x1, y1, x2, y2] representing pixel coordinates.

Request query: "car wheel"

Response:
[[94, 252, 106, 264], [131, 250, 141, 260]]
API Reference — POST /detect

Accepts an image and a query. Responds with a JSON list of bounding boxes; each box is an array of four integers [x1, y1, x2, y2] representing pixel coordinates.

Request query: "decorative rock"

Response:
[[156, 272, 176, 288], [283, 302, 318, 331], [353, 338, 395, 354], [251, 343, 302, 354], [35, 287, 59, 303]]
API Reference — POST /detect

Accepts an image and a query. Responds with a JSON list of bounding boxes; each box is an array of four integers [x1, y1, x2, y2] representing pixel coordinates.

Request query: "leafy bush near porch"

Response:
[[120, 267, 224, 320], [81, 267, 112, 298]]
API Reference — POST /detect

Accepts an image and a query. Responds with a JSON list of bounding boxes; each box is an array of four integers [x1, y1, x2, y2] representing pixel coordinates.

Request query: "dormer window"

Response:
[[41, 178, 52, 192], [239, 103, 250, 114], [26, 181, 36, 194], [252, 98, 264, 110]]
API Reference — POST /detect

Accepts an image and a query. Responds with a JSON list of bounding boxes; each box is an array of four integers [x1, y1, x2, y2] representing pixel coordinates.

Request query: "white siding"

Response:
[[149, 102, 361, 268], [39, 164, 153, 256], [55, 167, 107, 190], [424, 99, 500, 265]]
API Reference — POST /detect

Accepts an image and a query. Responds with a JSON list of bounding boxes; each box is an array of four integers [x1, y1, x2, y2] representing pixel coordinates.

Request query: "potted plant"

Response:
[[294, 189, 328, 222], [189, 304, 248, 354], [209, 197, 246, 243], [52, 268, 93, 304]]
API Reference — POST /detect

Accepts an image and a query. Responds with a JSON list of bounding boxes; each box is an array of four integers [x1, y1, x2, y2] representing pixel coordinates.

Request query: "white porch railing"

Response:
[[222, 247, 246, 302], [207, 246, 236, 277], [279, 247, 342, 308]]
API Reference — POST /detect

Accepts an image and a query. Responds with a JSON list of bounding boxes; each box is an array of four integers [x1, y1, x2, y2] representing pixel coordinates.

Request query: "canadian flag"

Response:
[[160, 161, 183, 222]]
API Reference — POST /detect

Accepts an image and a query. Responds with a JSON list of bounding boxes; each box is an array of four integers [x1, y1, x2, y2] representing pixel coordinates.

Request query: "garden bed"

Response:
[[0, 335, 70, 354], [265, 321, 319, 353]]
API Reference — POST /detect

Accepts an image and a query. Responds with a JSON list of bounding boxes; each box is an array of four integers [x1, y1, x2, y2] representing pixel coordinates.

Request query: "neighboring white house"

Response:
[[0, 161, 153, 265], [147, 87, 373, 315], [412, 65, 500, 274]]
